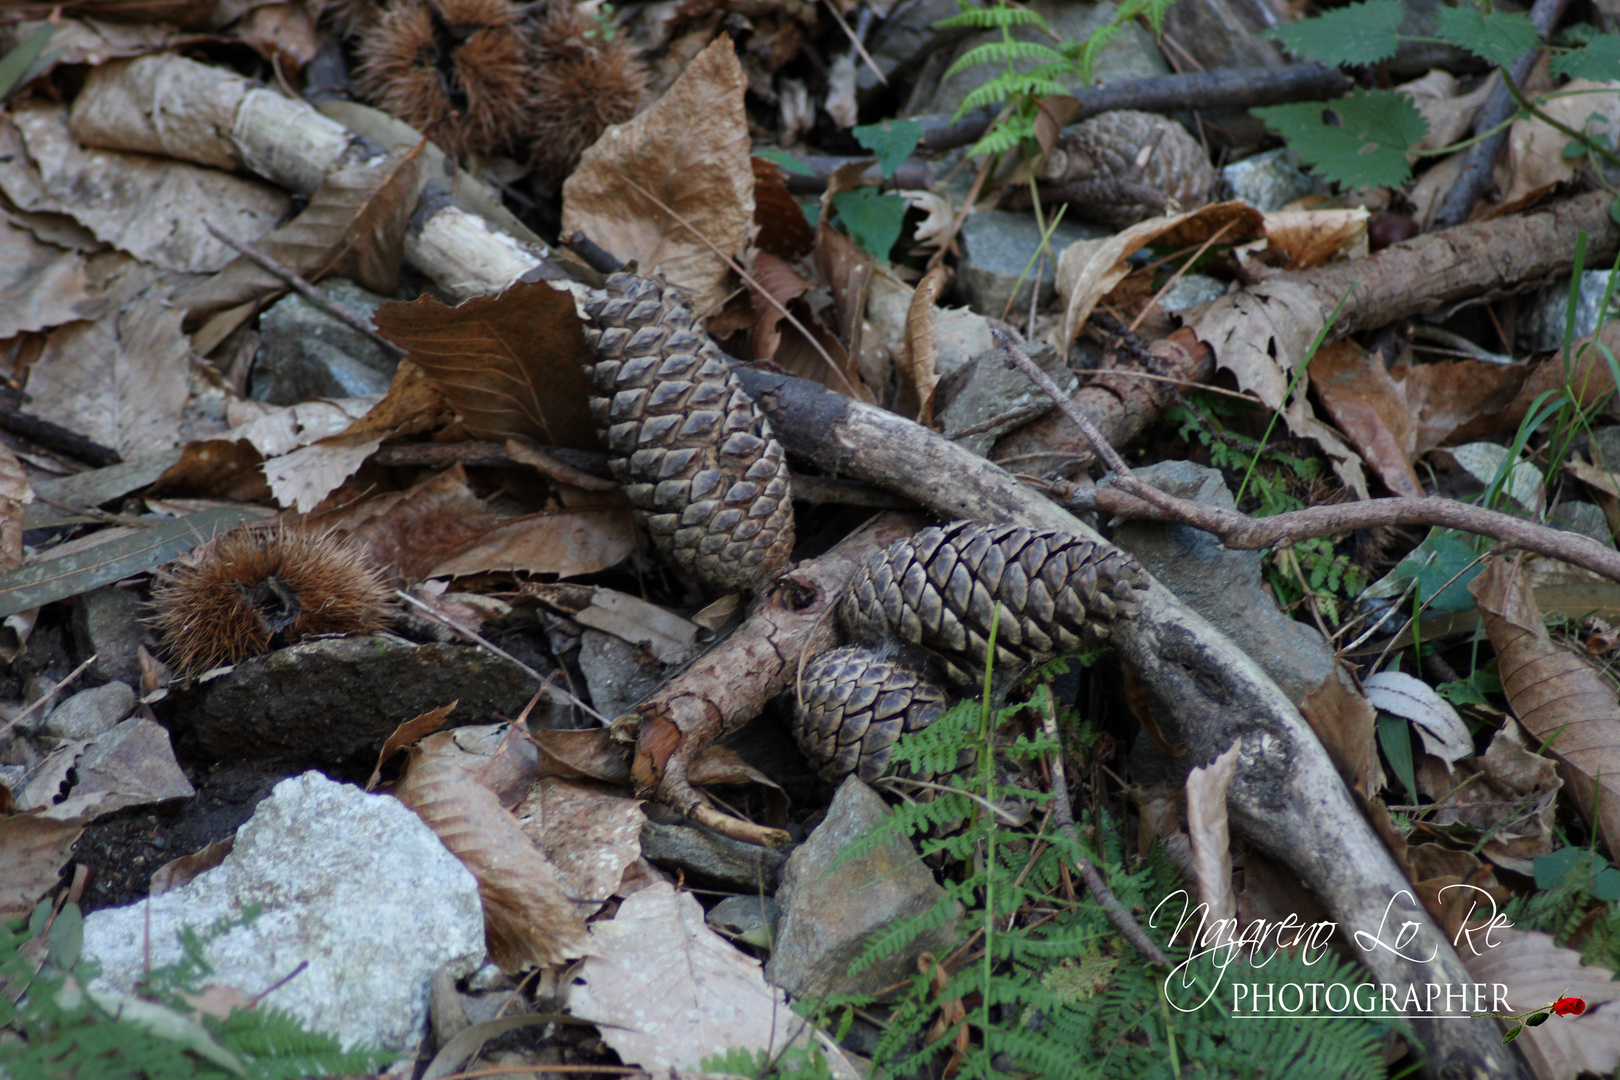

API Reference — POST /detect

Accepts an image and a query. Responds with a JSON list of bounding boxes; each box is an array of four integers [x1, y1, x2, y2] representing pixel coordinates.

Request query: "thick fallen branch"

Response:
[[627, 514, 922, 847], [993, 339, 1620, 583], [1002, 188, 1620, 471], [916, 63, 1351, 153], [732, 363, 1528, 1080]]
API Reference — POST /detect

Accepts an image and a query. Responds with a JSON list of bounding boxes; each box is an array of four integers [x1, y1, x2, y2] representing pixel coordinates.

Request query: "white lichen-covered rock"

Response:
[[82, 771, 484, 1051]]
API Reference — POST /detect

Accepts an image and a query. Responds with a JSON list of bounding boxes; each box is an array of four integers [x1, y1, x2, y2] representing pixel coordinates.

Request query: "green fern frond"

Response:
[[934, 5, 1047, 31], [957, 73, 1068, 114], [944, 39, 1069, 79], [850, 890, 967, 975]]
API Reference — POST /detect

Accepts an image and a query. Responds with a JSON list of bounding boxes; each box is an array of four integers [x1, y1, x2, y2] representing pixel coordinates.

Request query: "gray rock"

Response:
[[858, 0, 966, 96], [1107, 461, 1334, 704], [640, 816, 789, 892], [1159, 273, 1228, 313], [250, 278, 396, 406], [1550, 501, 1612, 546], [1222, 148, 1319, 211], [82, 772, 484, 1051], [709, 894, 779, 936], [929, 0, 1169, 118], [163, 635, 541, 763], [1589, 425, 1620, 470], [41, 681, 136, 740], [940, 343, 1077, 457], [71, 586, 153, 688], [767, 778, 956, 1001], [577, 630, 664, 720], [959, 210, 1107, 317], [1160, 0, 1284, 71], [1517, 271, 1619, 354]]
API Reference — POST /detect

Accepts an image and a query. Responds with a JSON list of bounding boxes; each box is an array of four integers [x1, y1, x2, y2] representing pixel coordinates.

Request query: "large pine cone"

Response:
[[838, 521, 1149, 684], [793, 645, 950, 784], [581, 273, 795, 592], [1037, 110, 1216, 227]]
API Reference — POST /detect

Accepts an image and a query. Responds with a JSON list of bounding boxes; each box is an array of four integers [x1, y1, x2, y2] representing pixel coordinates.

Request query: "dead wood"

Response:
[[625, 513, 924, 849], [998, 188, 1620, 473], [918, 63, 1352, 154], [732, 363, 1529, 1080]]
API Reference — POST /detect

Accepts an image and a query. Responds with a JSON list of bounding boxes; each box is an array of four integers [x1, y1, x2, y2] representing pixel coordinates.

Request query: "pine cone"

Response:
[[581, 272, 795, 592], [792, 645, 950, 784], [1037, 110, 1216, 227], [838, 521, 1148, 684]]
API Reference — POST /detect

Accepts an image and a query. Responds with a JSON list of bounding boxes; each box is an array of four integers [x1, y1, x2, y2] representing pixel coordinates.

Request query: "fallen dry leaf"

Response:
[[1463, 929, 1620, 1080], [224, 396, 382, 459], [0, 215, 99, 339], [569, 587, 700, 665], [748, 249, 813, 362], [567, 880, 813, 1072], [148, 836, 233, 896], [1500, 79, 1620, 208], [1471, 554, 1620, 858], [230, 1, 318, 71], [752, 157, 814, 260], [397, 729, 593, 970], [1309, 340, 1422, 498], [1244, 208, 1369, 272], [0, 102, 287, 274], [176, 143, 431, 321], [1387, 355, 1526, 453], [1404, 842, 1511, 946], [562, 36, 754, 316], [0, 813, 83, 920], [375, 280, 600, 448], [1364, 670, 1472, 765], [1298, 665, 1380, 799], [895, 265, 948, 426], [9, 17, 210, 74], [1416, 724, 1559, 874], [1400, 69, 1493, 153], [27, 286, 192, 459], [515, 777, 646, 918], [1185, 744, 1239, 926]]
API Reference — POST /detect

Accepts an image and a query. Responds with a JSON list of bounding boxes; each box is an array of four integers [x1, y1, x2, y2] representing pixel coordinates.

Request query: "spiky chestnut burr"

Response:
[[792, 645, 950, 784], [148, 526, 394, 680], [838, 521, 1149, 684], [353, 0, 531, 158], [526, 1, 647, 180], [581, 272, 795, 593]]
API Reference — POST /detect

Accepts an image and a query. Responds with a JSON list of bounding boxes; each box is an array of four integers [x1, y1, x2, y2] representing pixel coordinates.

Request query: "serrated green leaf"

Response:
[[832, 188, 908, 259], [1436, 5, 1539, 69], [1394, 531, 1483, 613], [1552, 33, 1620, 79], [1266, 0, 1405, 65], [755, 147, 816, 176], [1252, 88, 1427, 188], [852, 119, 924, 178]]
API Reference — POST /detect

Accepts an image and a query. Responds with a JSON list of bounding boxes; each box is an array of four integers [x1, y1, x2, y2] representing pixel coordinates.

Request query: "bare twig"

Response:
[[821, 0, 887, 87], [0, 654, 98, 741], [394, 590, 605, 722], [200, 220, 406, 359], [1035, 684, 1171, 967], [994, 329, 1620, 583]]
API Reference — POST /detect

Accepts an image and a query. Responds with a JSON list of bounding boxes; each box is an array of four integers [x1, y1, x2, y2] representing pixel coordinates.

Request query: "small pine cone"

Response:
[[793, 646, 950, 784], [582, 272, 795, 592], [526, 2, 647, 181], [149, 526, 395, 681], [838, 521, 1148, 684], [353, 0, 531, 159], [1038, 110, 1216, 227]]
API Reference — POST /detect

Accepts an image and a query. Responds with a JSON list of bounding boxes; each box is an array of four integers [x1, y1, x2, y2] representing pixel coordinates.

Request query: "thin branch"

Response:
[[1037, 684, 1171, 967], [994, 329, 1620, 583], [821, 0, 887, 87], [200, 220, 406, 358]]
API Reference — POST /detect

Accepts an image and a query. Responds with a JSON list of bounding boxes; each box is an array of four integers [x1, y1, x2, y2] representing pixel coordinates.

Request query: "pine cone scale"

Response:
[[793, 646, 950, 784]]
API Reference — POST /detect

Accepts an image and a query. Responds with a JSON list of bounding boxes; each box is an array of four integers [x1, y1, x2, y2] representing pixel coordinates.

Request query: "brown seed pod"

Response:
[[793, 645, 950, 784], [838, 520, 1149, 684], [148, 526, 394, 680], [353, 0, 531, 158], [527, 2, 647, 181], [1038, 110, 1216, 227], [582, 272, 795, 593]]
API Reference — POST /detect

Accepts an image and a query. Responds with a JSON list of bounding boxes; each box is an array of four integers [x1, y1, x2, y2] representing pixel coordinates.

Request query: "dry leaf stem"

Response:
[[201, 220, 406, 358], [1036, 683, 1171, 967], [994, 331, 1620, 584]]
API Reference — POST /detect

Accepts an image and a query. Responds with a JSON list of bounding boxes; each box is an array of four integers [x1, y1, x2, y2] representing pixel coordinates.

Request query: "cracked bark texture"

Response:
[[734, 365, 1529, 1080]]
